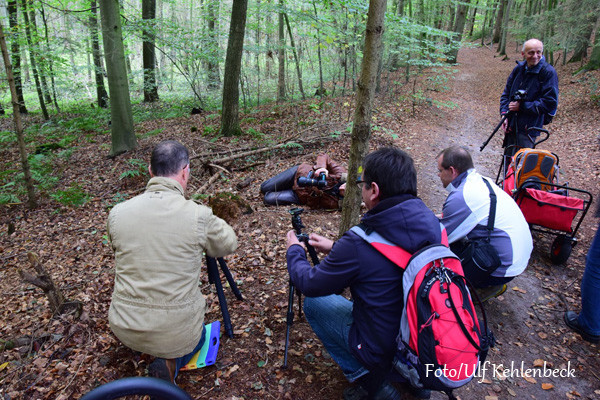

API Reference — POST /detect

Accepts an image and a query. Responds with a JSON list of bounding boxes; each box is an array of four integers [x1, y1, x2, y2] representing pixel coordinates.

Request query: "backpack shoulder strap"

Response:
[[350, 224, 413, 269]]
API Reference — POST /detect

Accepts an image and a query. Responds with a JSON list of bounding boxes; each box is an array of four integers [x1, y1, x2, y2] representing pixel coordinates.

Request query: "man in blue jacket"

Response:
[[286, 147, 442, 399], [500, 38, 558, 154]]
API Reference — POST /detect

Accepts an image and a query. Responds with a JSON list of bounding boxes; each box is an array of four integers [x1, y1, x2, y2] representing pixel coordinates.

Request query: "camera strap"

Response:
[[482, 178, 497, 242]]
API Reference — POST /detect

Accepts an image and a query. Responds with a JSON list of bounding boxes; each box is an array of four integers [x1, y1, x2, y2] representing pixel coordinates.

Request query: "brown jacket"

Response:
[[292, 153, 347, 209]]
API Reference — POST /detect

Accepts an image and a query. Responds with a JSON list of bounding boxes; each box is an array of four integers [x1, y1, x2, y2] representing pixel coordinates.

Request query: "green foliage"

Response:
[[27, 153, 60, 191], [105, 192, 128, 211], [119, 159, 148, 180], [0, 182, 20, 205], [246, 127, 265, 139], [50, 184, 91, 207], [140, 128, 164, 138], [0, 131, 16, 145]]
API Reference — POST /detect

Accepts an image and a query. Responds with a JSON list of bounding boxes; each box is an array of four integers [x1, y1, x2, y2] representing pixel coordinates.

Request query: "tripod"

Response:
[[206, 256, 243, 338], [283, 208, 320, 368]]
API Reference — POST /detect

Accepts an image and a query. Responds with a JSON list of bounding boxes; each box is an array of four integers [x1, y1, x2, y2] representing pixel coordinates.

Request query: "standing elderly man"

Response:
[[500, 38, 559, 154], [107, 140, 238, 383], [286, 147, 442, 399], [437, 146, 533, 296]]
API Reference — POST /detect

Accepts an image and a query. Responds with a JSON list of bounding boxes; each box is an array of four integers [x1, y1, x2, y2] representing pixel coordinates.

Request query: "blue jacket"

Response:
[[286, 194, 442, 370], [500, 57, 558, 137]]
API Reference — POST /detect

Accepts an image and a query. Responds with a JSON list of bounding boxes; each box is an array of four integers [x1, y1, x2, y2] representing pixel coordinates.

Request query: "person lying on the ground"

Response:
[[260, 153, 347, 209], [286, 147, 441, 399], [106, 140, 238, 383], [436, 146, 533, 294]]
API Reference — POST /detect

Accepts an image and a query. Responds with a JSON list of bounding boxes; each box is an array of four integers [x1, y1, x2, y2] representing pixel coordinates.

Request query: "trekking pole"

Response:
[[283, 208, 319, 368]]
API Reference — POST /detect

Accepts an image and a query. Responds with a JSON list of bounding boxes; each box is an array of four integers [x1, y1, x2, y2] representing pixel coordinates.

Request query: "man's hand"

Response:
[[286, 230, 301, 250], [308, 233, 334, 254], [508, 101, 520, 112], [314, 167, 328, 178], [338, 183, 346, 197]]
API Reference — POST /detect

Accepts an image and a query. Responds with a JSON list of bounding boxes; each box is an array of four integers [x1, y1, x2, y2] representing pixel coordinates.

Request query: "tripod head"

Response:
[[289, 207, 309, 241]]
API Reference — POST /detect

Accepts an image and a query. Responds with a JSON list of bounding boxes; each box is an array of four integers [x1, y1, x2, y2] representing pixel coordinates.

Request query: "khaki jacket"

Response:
[[107, 177, 237, 358]]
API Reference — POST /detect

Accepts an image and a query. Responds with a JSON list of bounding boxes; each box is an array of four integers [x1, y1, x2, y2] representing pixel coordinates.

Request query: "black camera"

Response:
[[512, 89, 527, 101], [297, 170, 327, 188]]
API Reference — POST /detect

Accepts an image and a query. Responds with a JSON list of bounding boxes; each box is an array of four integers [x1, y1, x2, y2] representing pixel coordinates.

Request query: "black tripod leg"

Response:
[[283, 280, 296, 368], [217, 257, 243, 301], [206, 256, 234, 338]]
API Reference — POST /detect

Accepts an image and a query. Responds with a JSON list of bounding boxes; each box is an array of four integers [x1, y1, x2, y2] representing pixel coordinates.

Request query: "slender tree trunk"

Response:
[[142, 0, 159, 102], [26, 3, 52, 107], [447, 0, 471, 63], [255, 0, 261, 104], [39, 2, 60, 112], [493, 0, 506, 44], [0, 22, 36, 208], [277, 0, 286, 101], [99, 0, 137, 156], [20, 0, 49, 120], [207, 0, 220, 89], [312, 1, 324, 96], [339, 0, 387, 235], [497, 0, 512, 57], [90, 0, 108, 108], [7, 0, 27, 114], [220, 0, 248, 136], [283, 13, 305, 100]]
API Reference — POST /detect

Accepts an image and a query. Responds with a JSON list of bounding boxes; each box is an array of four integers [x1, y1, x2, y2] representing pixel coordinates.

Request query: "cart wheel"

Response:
[[550, 235, 573, 265]]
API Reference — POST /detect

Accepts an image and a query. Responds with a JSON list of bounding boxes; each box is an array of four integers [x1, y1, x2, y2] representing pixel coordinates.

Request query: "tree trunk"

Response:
[[284, 13, 305, 100], [583, 16, 600, 70], [447, 0, 471, 63], [339, 0, 387, 235], [568, 6, 596, 63], [0, 22, 36, 208], [220, 0, 248, 136], [7, 1, 27, 114], [99, 0, 137, 156], [39, 2, 60, 112], [142, 0, 159, 102], [497, 0, 512, 57], [20, 0, 48, 120], [277, 0, 286, 101], [207, 0, 220, 90], [493, 0, 506, 44], [312, 1, 325, 96], [90, 0, 108, 108], [26, 4, 52, 107]]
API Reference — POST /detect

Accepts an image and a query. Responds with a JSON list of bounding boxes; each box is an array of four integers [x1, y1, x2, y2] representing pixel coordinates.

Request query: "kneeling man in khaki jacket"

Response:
[[107, 140, 238, 383]]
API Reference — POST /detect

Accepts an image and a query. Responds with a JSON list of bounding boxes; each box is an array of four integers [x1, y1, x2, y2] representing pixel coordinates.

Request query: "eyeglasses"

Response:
[[356, 178, 366, 187]]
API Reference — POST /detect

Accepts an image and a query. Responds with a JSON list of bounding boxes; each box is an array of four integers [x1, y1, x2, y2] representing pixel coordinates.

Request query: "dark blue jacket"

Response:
[[500, 57, 558, 138], [286, 194, 442, 370]]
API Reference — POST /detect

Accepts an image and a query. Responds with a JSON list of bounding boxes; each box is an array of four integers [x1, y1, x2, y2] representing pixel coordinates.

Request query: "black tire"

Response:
[[550, 235, 573, 265], [81, 377, 192, 400]]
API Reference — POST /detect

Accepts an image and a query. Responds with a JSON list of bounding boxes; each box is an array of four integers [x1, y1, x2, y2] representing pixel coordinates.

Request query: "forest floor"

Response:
[[1, 43, 600, 400]]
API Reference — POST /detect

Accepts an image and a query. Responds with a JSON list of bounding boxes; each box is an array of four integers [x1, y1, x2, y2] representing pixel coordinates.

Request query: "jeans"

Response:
[[578, 225, 600, 335], [174, 325, 206, 379], [303, 295, 369, 382]]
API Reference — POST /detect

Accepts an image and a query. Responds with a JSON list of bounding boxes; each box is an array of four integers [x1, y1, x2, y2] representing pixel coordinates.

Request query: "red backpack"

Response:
[[351, 225, 494, 399]]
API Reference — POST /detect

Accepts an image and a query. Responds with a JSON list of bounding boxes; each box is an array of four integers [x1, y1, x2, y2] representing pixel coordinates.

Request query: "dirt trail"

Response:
[[397, 45, 600, 400]]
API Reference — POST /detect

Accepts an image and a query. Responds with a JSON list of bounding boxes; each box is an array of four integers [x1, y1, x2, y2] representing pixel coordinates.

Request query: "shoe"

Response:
[[398, 382, 431, 399], [564, 311, 600, 343], [343, 385, 368, 400], [343, 380, 403, 400], [474, 284, 507, 302], [371, 382, 403, 400], [148, 358, 176, 383]]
